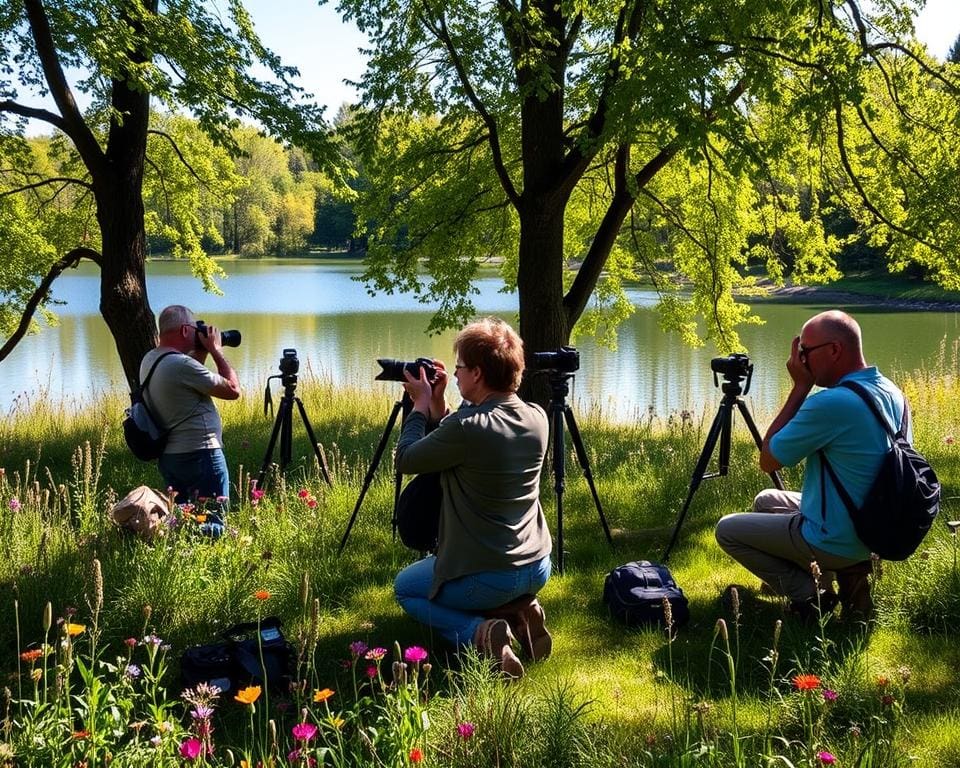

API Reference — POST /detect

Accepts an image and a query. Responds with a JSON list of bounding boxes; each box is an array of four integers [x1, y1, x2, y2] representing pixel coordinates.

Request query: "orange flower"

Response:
[[876, 675, 890, 687], [72, 730, 90, 740], [65, 623, 86, 637], [313, 687, 335, 703], [792, 674, 821, 691], [20, 649, 43, 663], [234, 685, 262, 705], [195, 513, 207, 524], [254, 589, 271, 601], [409, 747, 424, 763]]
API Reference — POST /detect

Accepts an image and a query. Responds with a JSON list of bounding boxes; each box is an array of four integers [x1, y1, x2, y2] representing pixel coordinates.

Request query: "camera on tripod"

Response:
[[711, 352, 753, 392], [375, 358, 438, 383], [532, 346, 580, 373], [279, 348, 299, 383], [194, 320, 241, 348]]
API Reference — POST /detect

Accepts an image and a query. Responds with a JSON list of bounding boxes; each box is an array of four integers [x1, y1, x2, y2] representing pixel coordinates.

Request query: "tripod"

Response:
[[338, 392, 412, 553], [661, 364, 784, 562], [256, 370, 332, 490], [545, 371, 615, 573]]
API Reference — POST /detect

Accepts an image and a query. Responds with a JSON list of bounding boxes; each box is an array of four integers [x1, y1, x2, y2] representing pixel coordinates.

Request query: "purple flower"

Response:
[[404, 646, 428, 664], [125, 663, 141, 678], [9, 498, 21, 511], [191, 705, 214, 720], [457, 721, 476, 740], [822, 689, 838, 702], [349, 640, 369, 657], [179, 738, 202, 760], [292, 722, 318, 741], [143, 634, 163, 647], [816, 751, 836, 765]]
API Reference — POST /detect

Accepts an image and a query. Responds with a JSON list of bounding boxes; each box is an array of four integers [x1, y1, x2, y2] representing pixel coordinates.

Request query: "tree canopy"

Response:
[[0, 0, 335, 383], [340, 0, 960, 364]]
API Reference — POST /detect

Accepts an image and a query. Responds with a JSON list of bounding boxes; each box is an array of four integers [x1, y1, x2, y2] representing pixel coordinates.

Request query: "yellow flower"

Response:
[[254, 589, 271, 601], [65, 623, 86, 637], [195, 513, 207, 523], [313, 687, 335, 703], [234, 685, 262, 705], [329, 716, 345, 729], [31, 668, 42, 683]]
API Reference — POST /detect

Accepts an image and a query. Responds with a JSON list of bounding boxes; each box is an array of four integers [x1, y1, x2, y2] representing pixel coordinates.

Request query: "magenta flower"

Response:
[[179, 738, 202, 760], [288, 749, 318, 766], [349, 640, 369, 657], [292, 722, 318, 742], [816, 751, 836, 765], [822, 689, 838, 702], [124, 637, 137, 648], [457, 721, 476, 740], [404, 645, 428, 664], [8, 498, 20, 511], [365, 665, 377, 679]]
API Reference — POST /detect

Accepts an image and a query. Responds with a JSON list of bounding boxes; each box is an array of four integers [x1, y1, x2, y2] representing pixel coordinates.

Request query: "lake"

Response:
[[3, 259, 959, 421]]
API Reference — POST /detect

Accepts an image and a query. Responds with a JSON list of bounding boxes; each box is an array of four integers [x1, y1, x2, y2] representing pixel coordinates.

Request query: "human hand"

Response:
[[403, 366, 433, 414], [198, 324, 223, 354], [429, 360, 448, 421], [787, 335, 815, 389]]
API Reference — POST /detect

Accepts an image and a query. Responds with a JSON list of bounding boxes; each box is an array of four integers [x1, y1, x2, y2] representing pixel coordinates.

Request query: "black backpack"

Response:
[[603, 561, 690, 628], [395, 472, 442, 552], [123, 351, 177, 462], [819, 381, 940, 561]]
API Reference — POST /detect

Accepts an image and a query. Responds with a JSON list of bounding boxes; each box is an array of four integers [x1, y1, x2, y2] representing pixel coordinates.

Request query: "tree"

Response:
[[341, 0, 960, 383], [0, 0, 332, 386]]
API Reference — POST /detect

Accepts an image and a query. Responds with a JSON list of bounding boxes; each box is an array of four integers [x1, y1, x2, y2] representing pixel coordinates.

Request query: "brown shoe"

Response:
[[473, 619, 524, 680], [515, 597, 552, 662], [837, 561, 874, 621]]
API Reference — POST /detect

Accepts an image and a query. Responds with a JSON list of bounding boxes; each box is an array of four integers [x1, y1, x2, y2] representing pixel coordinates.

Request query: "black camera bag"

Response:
[[603, 561, 690, 628], [181, 616, 292, 694], [396, 472, 442, 552], [123, 351, 177, 462]]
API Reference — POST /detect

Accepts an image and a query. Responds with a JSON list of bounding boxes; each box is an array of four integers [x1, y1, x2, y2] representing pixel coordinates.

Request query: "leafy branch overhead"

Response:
[[342, 0, 960, 356]]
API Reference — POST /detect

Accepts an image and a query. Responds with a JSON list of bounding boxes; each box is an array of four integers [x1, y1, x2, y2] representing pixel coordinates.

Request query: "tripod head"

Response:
[[263, 349, 300, 416]]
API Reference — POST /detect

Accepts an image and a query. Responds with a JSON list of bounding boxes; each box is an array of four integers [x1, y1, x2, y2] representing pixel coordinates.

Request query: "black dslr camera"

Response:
[[532, 346, 580, 373], [279, 348, 299, 377], [710, 352, 751, 379], [195, 320, 241, 348], [375, 357, 438, 383]]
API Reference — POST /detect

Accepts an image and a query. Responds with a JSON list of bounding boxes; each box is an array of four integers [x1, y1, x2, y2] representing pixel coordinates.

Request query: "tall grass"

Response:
[[0, 362, 958, 765]]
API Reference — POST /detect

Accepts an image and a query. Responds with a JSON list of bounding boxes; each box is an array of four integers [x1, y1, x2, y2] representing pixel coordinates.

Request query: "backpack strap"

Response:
[[139, 351, 201, 434], [140, 350, 178, 393], [838, 380, 908, 440]]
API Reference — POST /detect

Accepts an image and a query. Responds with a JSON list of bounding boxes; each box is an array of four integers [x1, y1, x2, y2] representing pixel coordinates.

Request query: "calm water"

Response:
[[3, 259, 959, 421]]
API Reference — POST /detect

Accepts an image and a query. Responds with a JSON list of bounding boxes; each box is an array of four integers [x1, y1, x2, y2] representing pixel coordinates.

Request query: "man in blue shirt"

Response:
[[715, 310, 904, 618]]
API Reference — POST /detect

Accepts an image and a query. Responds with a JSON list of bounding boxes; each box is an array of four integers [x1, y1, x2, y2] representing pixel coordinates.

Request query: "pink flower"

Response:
[[179, 738, 202, 760], [349, 640, 369, 657], [307, 499, 317, 509], [822, 689, 838, 702], [365, 647, 388, 661], [8, 498, 20, 511], [292, 722, 318, 742], [288, 749, 317, 766], [816, 751, 836, 765], [298, 489, 310, 498], [124, 637, 137, 648], [366, 665, 377, 679], [404, 646, 428, 664], [251, 488, 265, 502], [457, 721, 476, 739]]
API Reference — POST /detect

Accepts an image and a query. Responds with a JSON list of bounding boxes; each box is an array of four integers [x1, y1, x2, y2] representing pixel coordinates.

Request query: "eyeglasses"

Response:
[[798, 341, 835, 362], [454, 364, 469, 370]]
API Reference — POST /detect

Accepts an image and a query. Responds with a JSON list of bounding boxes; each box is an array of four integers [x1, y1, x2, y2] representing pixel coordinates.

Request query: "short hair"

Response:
[[455, 317, 525, 392], [809, 310, 863, 355], [157, 305, 194, 335]]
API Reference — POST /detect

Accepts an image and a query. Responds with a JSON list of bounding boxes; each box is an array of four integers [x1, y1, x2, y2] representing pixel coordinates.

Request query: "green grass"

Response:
[[1, 366, 959, 766], [805, 271, 960, 304]]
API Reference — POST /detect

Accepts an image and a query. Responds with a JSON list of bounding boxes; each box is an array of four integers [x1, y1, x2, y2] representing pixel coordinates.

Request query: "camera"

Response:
[[532, 346, 580, 373], [711, 353, 752, 380], [375, 357, 437, 383], [195, 320, 241, 348], [279, 348, 299, 377]]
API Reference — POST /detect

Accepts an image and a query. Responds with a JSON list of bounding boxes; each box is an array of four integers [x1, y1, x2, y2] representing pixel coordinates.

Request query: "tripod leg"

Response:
[[735, 399, 785, 491], [280, 395, 293, 471], [661, 402, 731, 562], [338, 399, 405, 554], [550, 403, 567, 574], [294, 398, 333, 486], [562, 406, 614, 548], [257, 398, 290, 490]]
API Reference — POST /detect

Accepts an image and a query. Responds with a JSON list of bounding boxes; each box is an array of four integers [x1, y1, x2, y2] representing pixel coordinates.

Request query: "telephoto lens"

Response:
[[375, 357, 437, 383], [194, 320, 241, 348]]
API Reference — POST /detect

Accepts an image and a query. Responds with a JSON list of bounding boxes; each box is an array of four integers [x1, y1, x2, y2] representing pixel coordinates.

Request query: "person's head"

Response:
[[798, 310, 867, 387], [157, 305, 198, 352], [453, 317, 525, 399]]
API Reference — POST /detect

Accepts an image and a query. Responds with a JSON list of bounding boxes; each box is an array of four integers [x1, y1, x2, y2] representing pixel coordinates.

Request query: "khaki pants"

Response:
[[714, 489, 863, 602]]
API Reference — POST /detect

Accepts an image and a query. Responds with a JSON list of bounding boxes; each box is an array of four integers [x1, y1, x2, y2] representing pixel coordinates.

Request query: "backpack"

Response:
[[123, 351, 178, 461], [395, 472, 441, 552], [819, 381, 940, 561], [603, 560, 690, 628], [110, 485, 168, 540]]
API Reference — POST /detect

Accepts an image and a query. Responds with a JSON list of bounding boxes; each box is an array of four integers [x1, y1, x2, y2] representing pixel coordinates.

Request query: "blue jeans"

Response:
[[394, 555, 551, 648], [159, 448, 230, 505]]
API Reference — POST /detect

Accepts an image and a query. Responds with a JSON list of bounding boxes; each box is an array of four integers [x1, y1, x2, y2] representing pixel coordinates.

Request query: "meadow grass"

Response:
[[1, 363, 959, 766]]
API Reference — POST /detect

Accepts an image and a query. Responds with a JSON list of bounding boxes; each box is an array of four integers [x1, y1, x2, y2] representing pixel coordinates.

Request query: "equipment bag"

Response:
[[603, 560, 690, 628], [181, 616, 292, 695], [123, 351, 178, 462], [396, 472, 442, 552], [819, 381, 940, 561], [109, 485, 168, 540]]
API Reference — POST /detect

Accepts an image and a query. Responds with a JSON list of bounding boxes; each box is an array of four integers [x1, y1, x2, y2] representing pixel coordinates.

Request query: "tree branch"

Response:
[[147, 129, 212, 186], [0, 176, 94, 198], [0, 247, 102, 363], [0, 99, 69, 133]]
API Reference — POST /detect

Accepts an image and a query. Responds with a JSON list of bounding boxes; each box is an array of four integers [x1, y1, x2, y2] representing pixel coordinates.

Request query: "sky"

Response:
[[240, 0, 960, 115]]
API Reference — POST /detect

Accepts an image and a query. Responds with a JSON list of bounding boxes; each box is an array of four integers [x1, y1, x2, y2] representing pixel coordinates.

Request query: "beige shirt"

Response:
[[395, 394, 552, 597]]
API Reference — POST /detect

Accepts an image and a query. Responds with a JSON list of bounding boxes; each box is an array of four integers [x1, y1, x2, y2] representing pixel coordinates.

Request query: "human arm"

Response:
[[196, 325, 241, 400], [401, 362, 449, 424], [394, 411, 467, 474], [760, 336, 814, 472]]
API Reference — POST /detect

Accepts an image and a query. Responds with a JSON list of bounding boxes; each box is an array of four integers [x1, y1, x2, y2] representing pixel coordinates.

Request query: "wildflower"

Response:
[[191, 705, 214, 720], [254, 589, 271, 601], [143, 634, 163, 646], [329, 716, 345, 729], [945, 435, 955, 445], [292, 722, 318, 741], [125, 664, 141, 679], [124, 637, 137, 648], [65, 623, 86, 637], [307, 498, 318, 509], [882, 694, 895, 706], [366, 665, 377, 679], [876, 675, 889, 687], [409, 747, 424, 763], [349, 640, 369, 657], [822, 689, 838, 702], [457, 721, 476, 740], [19, 649, 43, 663], [287, 749, 318, 766], [897, 665, 912, 683], [792, 674, 821, 691], [404, 646, 428, 664], [73, 730, 90, 740], [8, 498, 20, 511], [195, 514, 207, 524], [179, 738, 202, 760], [313, 688, 335, 703], [365, 647, 388, 661], [235, 686, 262, 705], [298, 489, 310, 498], [149, 735, 162, 747], [30, 668, 42, 683], [816, 751, 836, 765], [251, 488, 265, 505]]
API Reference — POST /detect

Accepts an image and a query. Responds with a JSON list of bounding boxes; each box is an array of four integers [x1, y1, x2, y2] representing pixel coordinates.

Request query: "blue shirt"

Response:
[[769, 367, 906, 559]]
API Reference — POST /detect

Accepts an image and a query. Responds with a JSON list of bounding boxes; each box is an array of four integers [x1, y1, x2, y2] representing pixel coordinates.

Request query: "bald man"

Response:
[[715, 310, 906, 619]]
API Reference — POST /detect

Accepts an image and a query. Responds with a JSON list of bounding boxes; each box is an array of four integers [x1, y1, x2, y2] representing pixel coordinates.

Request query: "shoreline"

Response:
[[751, 285, 960, 312]]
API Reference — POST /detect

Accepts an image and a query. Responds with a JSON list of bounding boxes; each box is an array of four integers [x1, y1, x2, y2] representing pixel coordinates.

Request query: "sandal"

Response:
[[473, 619, 524, 680]]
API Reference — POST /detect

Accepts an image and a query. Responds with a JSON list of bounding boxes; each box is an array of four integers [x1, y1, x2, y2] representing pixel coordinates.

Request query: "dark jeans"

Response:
[[159, 447, 230, 505]]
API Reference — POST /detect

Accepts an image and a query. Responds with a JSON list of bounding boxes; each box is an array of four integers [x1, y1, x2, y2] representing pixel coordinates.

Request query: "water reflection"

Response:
[[4, 259, 959, 421]]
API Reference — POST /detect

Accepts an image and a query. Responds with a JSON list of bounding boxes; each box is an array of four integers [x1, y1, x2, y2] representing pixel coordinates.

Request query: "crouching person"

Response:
[[393, 317, 552, 678]]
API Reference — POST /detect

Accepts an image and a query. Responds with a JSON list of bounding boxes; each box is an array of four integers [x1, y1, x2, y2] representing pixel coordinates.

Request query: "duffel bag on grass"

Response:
[[603, 560, 690, 628]]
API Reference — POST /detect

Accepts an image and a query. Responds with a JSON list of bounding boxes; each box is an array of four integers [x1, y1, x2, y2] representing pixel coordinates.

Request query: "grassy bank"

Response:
[[1, 367, 959, 766]]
